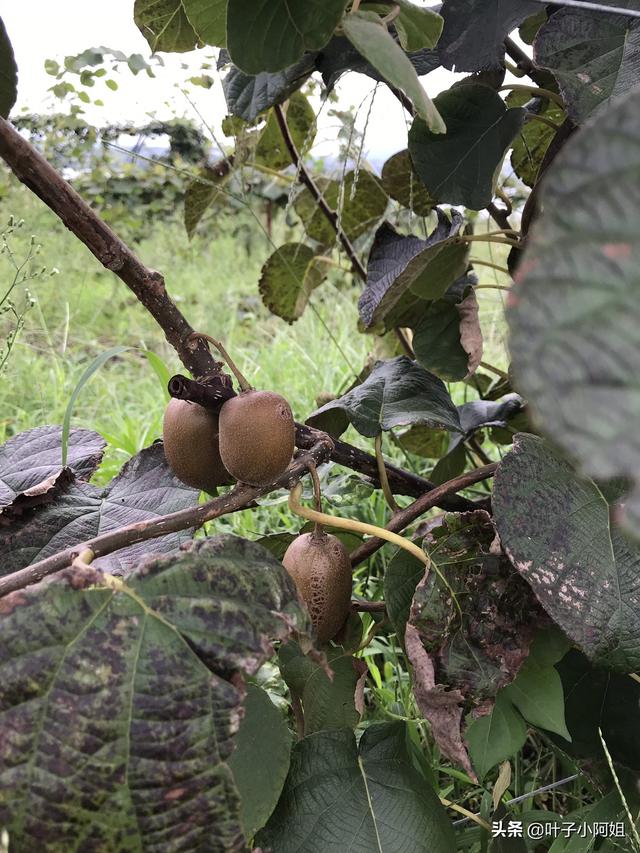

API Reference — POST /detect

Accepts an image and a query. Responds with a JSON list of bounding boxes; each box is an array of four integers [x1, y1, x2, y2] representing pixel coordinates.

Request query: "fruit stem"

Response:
[[375, 433, 399, 513], [189, 332, 253, 392], [307, 460, 324, 536], [288, 482, 428, 567]]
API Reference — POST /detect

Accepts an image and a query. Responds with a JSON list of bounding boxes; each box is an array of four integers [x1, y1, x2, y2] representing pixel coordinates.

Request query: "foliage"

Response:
[[1, 1, 640, 851]]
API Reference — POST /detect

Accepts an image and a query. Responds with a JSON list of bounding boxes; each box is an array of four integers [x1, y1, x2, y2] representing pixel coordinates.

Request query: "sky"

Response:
[[2, 0, 464, 163]]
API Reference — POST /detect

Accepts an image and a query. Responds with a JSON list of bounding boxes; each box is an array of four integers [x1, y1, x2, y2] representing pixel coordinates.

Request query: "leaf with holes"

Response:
[[0, 426, 105, 518], [534, 2, 640, 123], [412, 272, 483, 381], [409, 84, 526, 210], [278, 641, 367, 735], [227, 0, 349, 74], [223, 55, 316, 121], [134, 0, 200, 52], [343, 12, 445, 132], [493, 434, 640, 672], [381, 149, 434, 216], [358, 213, 469, 332], [254, 92, 316, 170], [0, 443, 200, 576], [294, 169, 388, 246], [258, 722, 455, 852], [0, 16, 17, 118], [507, 88, 640, 537], [0, 536, 310, 850], [228, 684, 292, 839], [306, 356, 462, 438], [258, 243, 331, 322], [438, 0, 539, 71]]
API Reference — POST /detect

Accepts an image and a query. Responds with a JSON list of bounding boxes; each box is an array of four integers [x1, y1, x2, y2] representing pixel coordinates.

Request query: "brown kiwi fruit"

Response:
[[218, 390, 295, 486], [162, 398, 233, 492], [282, 531, 352, 643]]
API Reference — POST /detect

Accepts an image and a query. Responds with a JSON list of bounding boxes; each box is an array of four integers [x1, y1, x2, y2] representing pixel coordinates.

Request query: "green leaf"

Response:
[[503, 630, 572, 740], [395, 1, 443, 52], [258, 722, 456, 852], [466, 693, 528, 781], [184, 163, 231, 239], [439, 0, 539, 72], [294, 169, 388, 245], [507, 91, 566, 188], [307, 355, 462, 438], [0, 17, 17, 118], [430, 443, 466, 485], [384, 547, 425, 648], [535, 2, 640, 122], [254, 92, 316, 170], [279, 641, 366, 734], [359, 214, 470, 332], [141, 348, 172, 400], [62, 345, 129, 466], [412, 272, 483, 381], [228, 684, 292, 838], [342, 12, 445, 132], [409, 84, 526, 209], [223, 56, 315, 122], [0, 443, 200, 575], [227, 0, 349, 74], [0, 536, 309, 850], [493, 434, 640, 672], [381, 149, 433, 216], [507, 88, 640, 536], [258, 243, 330, 322], [134, 0, 200, 52], [398, 425, 449, 459], [183, 0, 227, 47]]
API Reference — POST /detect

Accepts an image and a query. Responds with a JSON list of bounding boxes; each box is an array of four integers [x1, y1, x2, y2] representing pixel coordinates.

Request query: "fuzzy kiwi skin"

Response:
[[162, 398, 233, 492], [282, 531, 352, 644], [218, 390, 294, 486]]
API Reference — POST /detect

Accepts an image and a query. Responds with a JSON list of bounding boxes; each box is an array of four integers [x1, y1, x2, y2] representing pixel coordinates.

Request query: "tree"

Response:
[[1, 1, 640, 850]]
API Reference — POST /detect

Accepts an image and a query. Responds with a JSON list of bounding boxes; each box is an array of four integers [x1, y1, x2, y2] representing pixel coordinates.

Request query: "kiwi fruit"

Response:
[[218, 390, 295, 486], [162, 398, 233, 492], [282, 531, 352, 643]]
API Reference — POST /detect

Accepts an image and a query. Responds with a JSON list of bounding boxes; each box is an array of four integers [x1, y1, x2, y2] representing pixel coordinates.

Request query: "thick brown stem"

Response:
[[0, 439, 334, 598], [0, 117, 219, 378], [349, 463, 498, 567]]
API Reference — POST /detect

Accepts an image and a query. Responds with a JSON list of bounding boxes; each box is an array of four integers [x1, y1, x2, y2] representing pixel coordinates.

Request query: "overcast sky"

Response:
[[3, 0, 465, 163]]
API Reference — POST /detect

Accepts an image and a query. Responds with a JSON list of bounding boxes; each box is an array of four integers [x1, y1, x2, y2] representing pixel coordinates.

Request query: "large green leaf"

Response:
[[134, 0, 200, 52], [307, 356, 462, 438], [294, 169, 388, 246], [258, 722, 456, 852], [493, 434, 640, 672], [465, 693, 528, 781], [227, 0, 349, 74], [534, 2, 640, 122], [258, 243, 330, 322], [342, 12, 445, 132], [438, 0, 538, 71], [0, 444, 200, 576], [0, 536, 309, 850], [0, 425, 105, 517], [223, 55, 315, 121], [183, 0, 227, 47], [278, 641, 366, 735], [381, 149, 434, 216], [409, 84, 526, 210], [412, 272, 482, 381], [506, 87, 640, 536], [228, 684, 292, 839], [0, 16, 17, 118], [358, 214, 470, 332]]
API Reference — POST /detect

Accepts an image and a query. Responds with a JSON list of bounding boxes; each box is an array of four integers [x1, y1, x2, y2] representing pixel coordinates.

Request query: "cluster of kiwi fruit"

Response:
[[163, 341, 295, 491], [163, 337, 351, 645]]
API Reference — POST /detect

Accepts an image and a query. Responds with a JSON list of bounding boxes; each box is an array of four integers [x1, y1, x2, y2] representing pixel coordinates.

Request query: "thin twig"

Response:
[[349, 463, 498, 567]]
